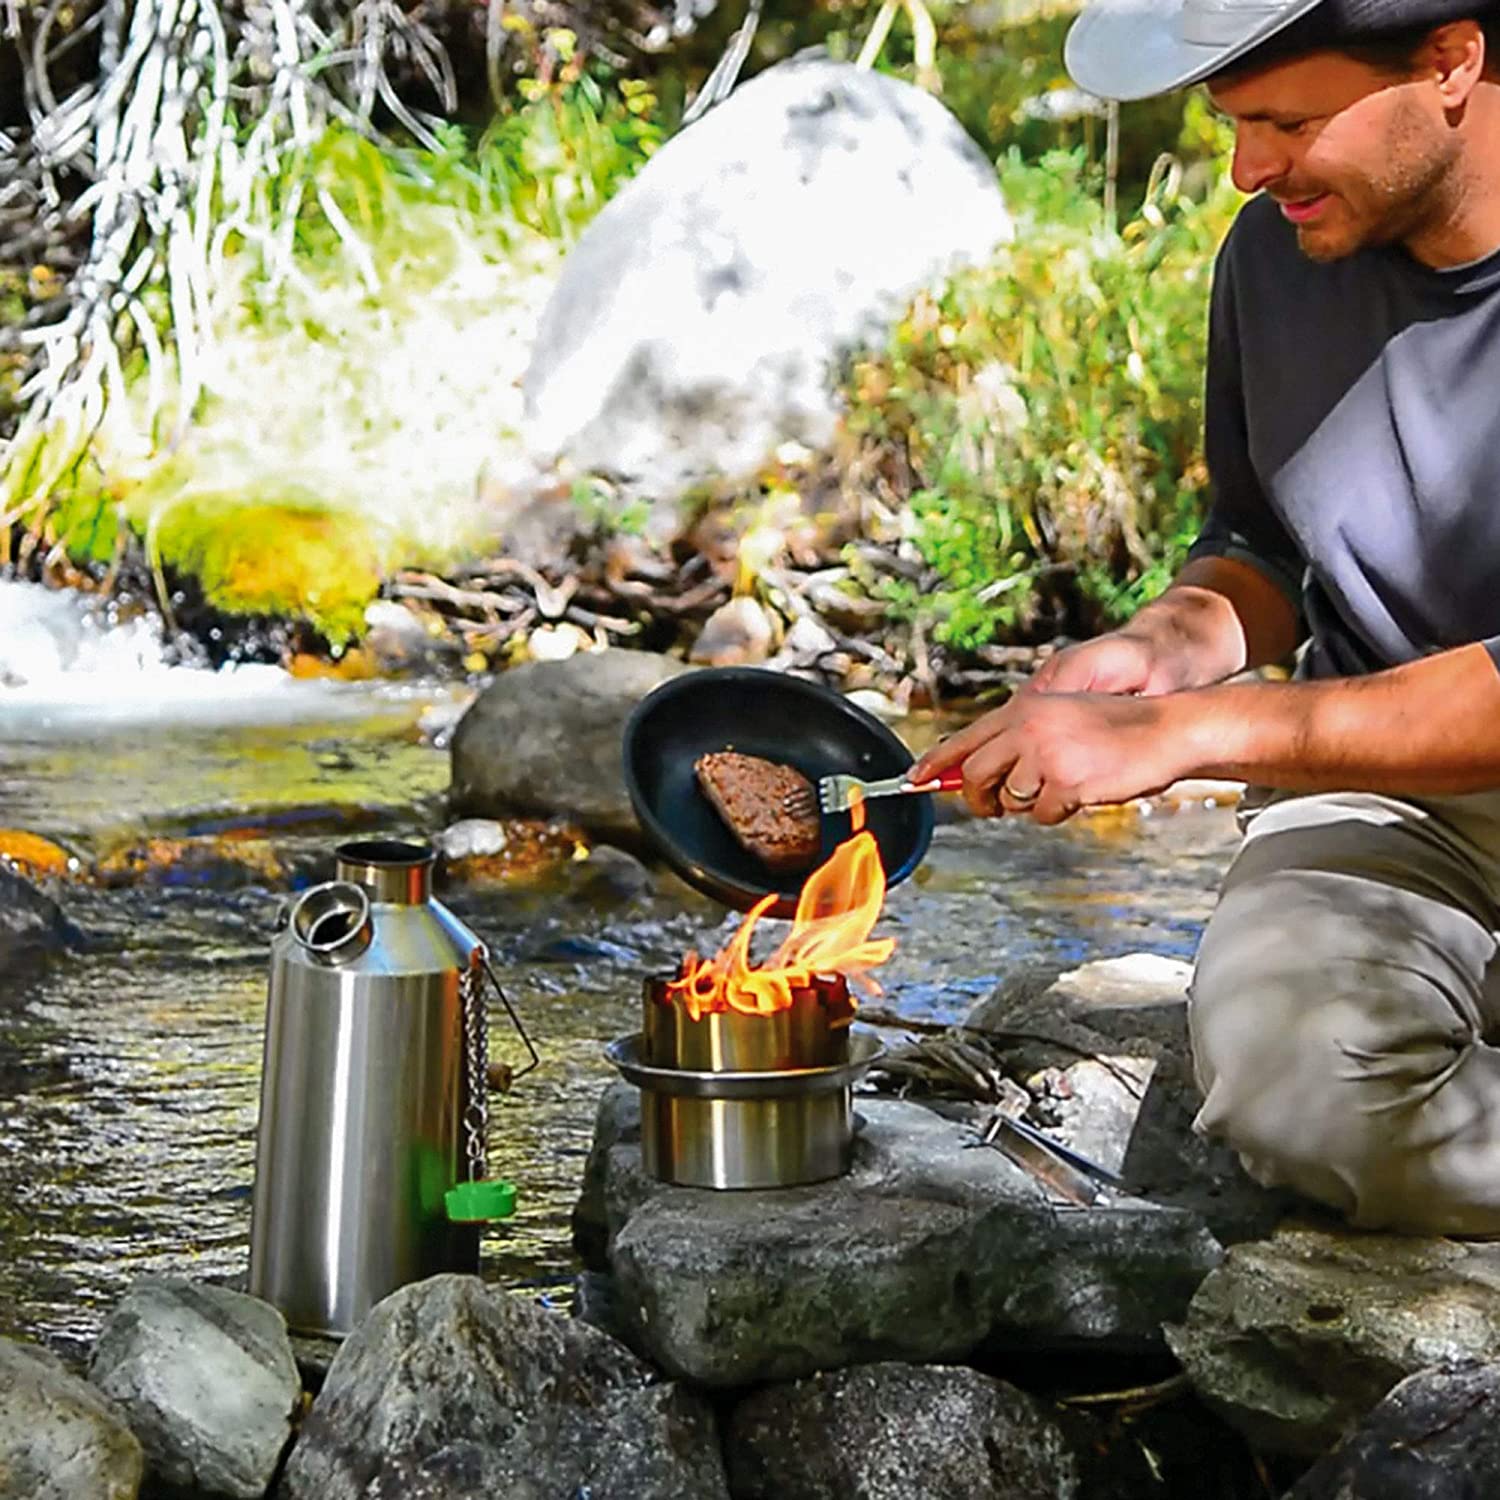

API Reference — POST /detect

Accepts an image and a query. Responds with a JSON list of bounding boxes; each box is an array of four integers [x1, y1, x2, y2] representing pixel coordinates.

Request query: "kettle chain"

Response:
[[460, 954, 490, 1183]]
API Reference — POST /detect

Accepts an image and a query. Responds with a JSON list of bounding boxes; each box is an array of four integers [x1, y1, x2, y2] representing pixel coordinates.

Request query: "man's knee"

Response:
[[1188, 944, 1369, 1218], [1185, 799, 1500, 1232], [1189, 894, 1491, 1231]]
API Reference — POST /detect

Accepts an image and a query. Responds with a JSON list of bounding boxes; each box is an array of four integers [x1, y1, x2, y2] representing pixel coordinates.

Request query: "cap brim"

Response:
[[1064, 0, 1331, 101]]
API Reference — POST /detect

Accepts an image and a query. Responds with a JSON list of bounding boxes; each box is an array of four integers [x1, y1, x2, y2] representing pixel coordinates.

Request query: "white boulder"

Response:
[[521, 57, 1013, 512]]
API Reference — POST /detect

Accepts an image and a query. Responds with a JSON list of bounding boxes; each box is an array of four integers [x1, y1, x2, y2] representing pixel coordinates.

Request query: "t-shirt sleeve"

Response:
[[1185, 239, 1307, 617]]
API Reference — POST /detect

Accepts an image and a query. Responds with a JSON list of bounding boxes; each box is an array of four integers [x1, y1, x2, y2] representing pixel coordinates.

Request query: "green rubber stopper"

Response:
[[445, 1179, 518, 1223]]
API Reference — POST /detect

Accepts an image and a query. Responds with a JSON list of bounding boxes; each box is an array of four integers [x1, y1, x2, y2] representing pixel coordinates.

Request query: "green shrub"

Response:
[[844, 137, 1240, 651], [247, 61, 664, 279]]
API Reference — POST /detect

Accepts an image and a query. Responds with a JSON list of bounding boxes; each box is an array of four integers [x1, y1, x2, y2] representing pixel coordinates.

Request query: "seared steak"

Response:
[[694, 751, 821, 872]]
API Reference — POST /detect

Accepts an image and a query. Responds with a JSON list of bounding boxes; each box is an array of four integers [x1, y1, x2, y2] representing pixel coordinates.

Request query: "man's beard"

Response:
[[1294, 98, 1458, 263]]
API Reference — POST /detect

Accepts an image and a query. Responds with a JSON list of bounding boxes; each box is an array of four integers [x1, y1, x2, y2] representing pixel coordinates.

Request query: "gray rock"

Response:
[[362, 600, 446, 674], [578, 1082, 1222, 1386], [521, 58, 1012, 517], [449, 650, 690, 842], [689, 597, 776, 667], [571, 1269, 631, 1347], [0, 865, 81, 973], [433, 818, 509, 860], [1286, 1359, 1500, 1499], [280, 1273, 728, 1500], [573, 1077, 645, 1265], [1165, 1225, 1500, 1458], [966, 954, 1290, 1244], [88, 1277, 300, 1500], [0, 1336, 143, 1500], [966, 953, 1196, 1069], [726, 1361, 1140, 1500], [557, 844, 658, 908], [574, 1380, 729, 1500], [335, 1383, 727, 1500]]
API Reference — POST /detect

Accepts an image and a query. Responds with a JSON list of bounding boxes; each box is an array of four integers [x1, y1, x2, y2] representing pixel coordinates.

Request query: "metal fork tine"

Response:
[[819, 771, 923, 814], [817, 775, 853, 815], [783, 785, 819, 819]]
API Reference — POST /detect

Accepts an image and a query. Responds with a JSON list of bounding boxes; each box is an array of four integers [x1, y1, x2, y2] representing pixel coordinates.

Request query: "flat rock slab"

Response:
[[89, 1276, 300, 1499], [726, 1361, 1147, 1500], [281, 1273, 728, 1500], [965, 954, 1291, 1244], [1287, 1359, 1500, 1499], [576, 1083, 1223, 1386], [1165, 1224, 1500, 1458], [0, 1336, 143, 1500]]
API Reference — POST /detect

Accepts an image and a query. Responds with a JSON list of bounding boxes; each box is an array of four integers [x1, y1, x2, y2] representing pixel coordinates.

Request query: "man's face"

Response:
[[1208, 47, 1460, 261]]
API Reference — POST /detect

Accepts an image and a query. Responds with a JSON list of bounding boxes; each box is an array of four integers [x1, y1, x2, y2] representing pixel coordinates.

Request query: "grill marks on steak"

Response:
[[694, 751, 822, 872]]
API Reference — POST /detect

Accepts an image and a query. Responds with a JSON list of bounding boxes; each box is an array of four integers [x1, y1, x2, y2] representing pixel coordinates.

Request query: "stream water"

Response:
[[0, 581, 1242, 1364]]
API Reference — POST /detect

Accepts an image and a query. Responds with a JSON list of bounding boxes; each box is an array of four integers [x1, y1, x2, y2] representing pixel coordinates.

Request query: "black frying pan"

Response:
[[622, 668, 934, 916]]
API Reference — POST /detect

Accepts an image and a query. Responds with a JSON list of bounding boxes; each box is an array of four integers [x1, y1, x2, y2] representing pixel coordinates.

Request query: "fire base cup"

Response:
[[641, 1090, 852, 1189], [621, 974, 867, 1190]]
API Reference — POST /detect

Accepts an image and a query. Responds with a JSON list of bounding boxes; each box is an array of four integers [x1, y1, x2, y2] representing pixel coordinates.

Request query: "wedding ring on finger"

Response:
[[1001, 780, 1041, 807]]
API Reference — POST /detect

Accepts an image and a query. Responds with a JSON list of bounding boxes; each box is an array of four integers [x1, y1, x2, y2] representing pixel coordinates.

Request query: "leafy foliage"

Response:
[[8, 58, 666, 631], [4, 0, 1244, 662], [242, 52, 664, 280], [844, 131, 1240, 651]]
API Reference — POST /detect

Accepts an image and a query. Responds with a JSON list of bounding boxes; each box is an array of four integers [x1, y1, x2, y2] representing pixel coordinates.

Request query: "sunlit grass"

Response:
[[11, 75, 664, 640], [99, 203, 562, 568]]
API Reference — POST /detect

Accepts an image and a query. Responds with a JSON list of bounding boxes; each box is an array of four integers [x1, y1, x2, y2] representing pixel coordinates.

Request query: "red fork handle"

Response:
[[908, 767, 966, 794]]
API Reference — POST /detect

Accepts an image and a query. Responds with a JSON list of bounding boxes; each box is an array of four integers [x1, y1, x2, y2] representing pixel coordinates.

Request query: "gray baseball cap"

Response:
[[1065, 0, 1492, 101]]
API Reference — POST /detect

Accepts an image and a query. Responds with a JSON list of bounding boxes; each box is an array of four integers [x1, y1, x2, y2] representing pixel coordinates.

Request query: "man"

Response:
[[910, 0, 1500, 1233]]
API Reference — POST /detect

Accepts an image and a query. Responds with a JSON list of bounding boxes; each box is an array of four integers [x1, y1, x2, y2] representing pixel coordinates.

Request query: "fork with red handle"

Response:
[[784, 766, 966, 819]]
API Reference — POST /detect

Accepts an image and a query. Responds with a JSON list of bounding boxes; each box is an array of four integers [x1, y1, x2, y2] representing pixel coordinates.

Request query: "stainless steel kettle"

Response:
[[247, 838, 536, 1337]]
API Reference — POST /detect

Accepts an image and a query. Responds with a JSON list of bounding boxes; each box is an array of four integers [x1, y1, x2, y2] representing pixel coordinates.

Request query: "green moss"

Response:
[[146, 492, 382, 646]]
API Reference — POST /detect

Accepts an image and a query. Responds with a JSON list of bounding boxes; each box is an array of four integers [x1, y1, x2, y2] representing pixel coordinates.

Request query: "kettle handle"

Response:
[[474, 950, 540, 1092], [453, 952, 539, 1219], [448, 967, 517, 1226]]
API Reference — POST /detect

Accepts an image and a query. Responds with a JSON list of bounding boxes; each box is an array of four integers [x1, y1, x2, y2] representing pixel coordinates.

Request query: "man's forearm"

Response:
[[1169, 642, 1500, 795], [1121, 556, 1302, 690]]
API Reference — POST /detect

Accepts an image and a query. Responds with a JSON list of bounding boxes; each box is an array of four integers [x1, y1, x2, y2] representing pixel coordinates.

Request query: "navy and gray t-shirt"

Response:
[[1187, 192, 1500, 678]]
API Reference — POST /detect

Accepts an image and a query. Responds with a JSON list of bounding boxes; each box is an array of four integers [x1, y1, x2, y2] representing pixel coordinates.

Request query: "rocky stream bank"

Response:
[[2, 646, 1495, 1499], [11, 946, 1500, 1500]]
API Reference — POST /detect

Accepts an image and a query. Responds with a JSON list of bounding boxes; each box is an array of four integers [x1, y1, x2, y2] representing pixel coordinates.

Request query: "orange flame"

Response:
[[668, 795, 893, 1019]]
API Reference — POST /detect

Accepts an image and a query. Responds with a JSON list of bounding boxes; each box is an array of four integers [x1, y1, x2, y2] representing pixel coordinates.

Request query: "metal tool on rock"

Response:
[[970, 1106, 1125, 1208]]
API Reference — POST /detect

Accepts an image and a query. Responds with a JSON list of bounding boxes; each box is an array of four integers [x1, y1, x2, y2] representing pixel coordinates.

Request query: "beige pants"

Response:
[[1190, 787, 1500, 1234]]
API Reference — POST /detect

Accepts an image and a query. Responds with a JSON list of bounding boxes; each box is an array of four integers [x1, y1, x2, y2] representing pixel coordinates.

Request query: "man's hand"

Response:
[[912, 641, 1500, 819], [1024, 558, 1301, 701], [1025, 631, 1180, 697], [902, 557, 1305, 825], [909, 691, 1188, 825]]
